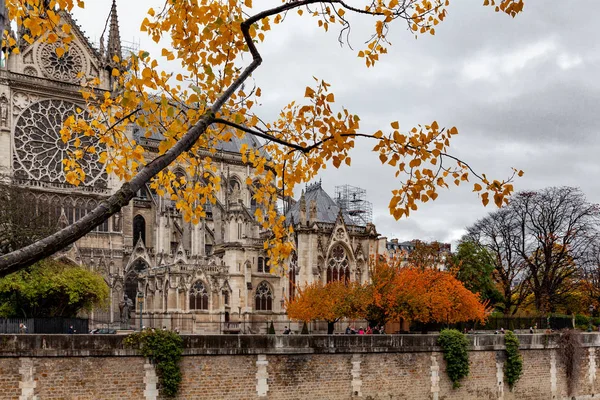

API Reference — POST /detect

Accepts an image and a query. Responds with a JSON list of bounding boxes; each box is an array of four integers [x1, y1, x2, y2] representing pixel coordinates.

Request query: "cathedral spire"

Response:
[[106, 0, 122, 62]]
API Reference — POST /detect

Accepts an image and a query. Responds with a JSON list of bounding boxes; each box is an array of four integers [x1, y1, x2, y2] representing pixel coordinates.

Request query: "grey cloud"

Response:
[[71, 1, 600, 246]]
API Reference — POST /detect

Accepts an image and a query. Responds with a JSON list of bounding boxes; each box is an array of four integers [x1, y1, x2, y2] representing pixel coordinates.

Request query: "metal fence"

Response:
[[86, 314, 582, 335], [0, 318, 88, 334], [410, 315, 575, 333]]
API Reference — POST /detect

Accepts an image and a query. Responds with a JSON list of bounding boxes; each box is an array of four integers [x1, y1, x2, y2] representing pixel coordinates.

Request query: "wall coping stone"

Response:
[[0, 333, 598, 357]]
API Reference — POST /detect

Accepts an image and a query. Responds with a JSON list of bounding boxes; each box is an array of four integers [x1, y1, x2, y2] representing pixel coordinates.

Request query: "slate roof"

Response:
[[132, 124, 270, 159], [286, 181, 354, 225]]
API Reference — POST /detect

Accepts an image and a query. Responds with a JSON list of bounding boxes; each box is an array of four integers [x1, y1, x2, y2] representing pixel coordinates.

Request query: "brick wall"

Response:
[[34, 357, 145, 400], [1, 334, 600, 399], [0, 359, 19, 400]]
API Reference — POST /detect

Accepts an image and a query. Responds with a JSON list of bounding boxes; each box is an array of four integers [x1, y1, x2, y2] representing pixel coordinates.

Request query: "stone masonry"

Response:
[[0, 334, 598, 399]]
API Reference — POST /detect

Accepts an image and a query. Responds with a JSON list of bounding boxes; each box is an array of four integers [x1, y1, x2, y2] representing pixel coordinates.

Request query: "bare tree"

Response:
[[465, 207, 528, 315], [0, 181, 58, 256], [511, 187, 600, 313]]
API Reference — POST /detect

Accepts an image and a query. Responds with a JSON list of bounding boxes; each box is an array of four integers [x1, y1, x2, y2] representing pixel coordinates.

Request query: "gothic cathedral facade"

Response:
[[0, 2, 387, 333]]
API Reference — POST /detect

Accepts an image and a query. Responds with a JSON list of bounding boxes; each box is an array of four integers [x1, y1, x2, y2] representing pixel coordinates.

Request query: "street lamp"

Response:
[[588, 304, 595, 332], [137, 291, 144, 331]]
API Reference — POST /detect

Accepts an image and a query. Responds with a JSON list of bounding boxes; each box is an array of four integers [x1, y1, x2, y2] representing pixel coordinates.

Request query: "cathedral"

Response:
[[0, 2, 390, 333]]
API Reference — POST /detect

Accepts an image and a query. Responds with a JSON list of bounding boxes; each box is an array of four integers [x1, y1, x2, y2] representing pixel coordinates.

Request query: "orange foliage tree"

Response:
[[286, 281, 368, 334], [0, 1, 525, 274], [406, 240, 450, 270], [369, 260, 487, 327]]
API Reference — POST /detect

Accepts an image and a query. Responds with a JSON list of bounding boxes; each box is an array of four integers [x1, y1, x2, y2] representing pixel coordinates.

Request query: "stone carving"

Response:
[[119, 294, 134, 326], [12, 92, 40, 116], [12, 99, 107, 187], [0, 95, 8, 127], [23, 66, 38, 77], [39, 42, 85, 83]]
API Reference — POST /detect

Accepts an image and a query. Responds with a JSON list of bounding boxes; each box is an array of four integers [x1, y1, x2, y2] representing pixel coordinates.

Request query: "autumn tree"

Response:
[[381, 266, 487, 325], [406, 240, 450, 270], [365, 258, 401, 327], [286, 280, 367, 334], [0, 1, 525, 275]]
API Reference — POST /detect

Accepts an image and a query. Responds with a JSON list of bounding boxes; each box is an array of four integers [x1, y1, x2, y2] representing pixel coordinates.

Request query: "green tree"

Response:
[[451, 241, 503, 306], [0, 259, 109, 318]]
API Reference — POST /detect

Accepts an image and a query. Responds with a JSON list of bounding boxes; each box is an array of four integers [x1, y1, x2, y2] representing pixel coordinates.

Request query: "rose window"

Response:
[[13, 99, 106, 187], [39, 42, 84, 83]]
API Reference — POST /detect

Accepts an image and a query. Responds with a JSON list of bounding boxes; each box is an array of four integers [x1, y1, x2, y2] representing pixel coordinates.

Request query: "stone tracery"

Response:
[[13, 99, 106, 187], [327, 244, 350, 283], [39, 42, 85, 83], [255, 281, 273, 311]]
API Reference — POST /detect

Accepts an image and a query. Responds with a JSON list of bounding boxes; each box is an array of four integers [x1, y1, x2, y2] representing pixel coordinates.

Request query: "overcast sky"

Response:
[[73, 1, 600, 246]]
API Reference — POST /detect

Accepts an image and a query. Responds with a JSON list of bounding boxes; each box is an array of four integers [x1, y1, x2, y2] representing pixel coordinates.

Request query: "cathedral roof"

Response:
[[132, 124, 270, 159], [286, 181, 354, 225]]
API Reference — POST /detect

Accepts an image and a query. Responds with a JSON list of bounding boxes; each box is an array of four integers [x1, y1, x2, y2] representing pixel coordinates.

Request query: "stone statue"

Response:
[[119, 294, 134, 327]]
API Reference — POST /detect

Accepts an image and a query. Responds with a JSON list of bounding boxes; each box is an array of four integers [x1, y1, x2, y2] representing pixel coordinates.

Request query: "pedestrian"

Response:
[[345, 325, 351, 335], [283, 326, 291, 335], [372, 326, 380, 334], [500, 327, 505, 334], [529, 326, 534, 334], [366, 326, 372, 335], [162, 326, 167, 331], [358, 327, 365, 335], [19, 323, 25, 334], [68, 325, 74, 334]]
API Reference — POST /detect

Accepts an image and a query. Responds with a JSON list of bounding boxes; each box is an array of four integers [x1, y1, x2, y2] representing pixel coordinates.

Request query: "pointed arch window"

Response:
[[327, 244, 350, 284], [133, 214, 146, 245], [255, 282, 273, 311], [289, 251, 298, 300], [189, 281, 209, 310], [258, 257, 265, 273]]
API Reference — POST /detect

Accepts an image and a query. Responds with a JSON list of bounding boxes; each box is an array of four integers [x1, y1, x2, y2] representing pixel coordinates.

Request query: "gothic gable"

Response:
[[125, 237, 152, 272], [327, 211, 351, 250]]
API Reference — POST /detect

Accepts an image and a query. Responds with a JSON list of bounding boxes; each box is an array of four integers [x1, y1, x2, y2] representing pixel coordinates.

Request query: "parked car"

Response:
[[90, 328, 117, 334]]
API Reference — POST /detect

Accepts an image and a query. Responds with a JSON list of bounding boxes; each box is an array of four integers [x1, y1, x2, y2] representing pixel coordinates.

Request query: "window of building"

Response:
[[133, 214, 146, 245], [289, 251, 297, 300], [223, 291, 229, 306], [326, 244, 350, 284], [255, 281, 273, 311], [189, 281, 209, 310], [257, 257, 264, 273], [237, 222, 242, 239]]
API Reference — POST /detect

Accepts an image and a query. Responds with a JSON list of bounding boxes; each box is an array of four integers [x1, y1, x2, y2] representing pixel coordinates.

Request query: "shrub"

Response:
[[504, 331, 523, 389], [438, 329, 470, 388], [575, 314, 590, 327], [125, 330, 183, 397]]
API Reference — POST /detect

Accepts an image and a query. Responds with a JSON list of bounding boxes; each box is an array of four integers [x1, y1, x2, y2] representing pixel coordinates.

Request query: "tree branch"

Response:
[[0, 1, 316, 275]]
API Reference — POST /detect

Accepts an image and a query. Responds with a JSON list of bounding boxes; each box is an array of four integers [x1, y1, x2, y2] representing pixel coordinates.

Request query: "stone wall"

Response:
[[2, 333, 600, 399]]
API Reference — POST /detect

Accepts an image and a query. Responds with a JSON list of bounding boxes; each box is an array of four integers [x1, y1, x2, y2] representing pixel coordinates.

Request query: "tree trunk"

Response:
[[327, 321, 335, 335]]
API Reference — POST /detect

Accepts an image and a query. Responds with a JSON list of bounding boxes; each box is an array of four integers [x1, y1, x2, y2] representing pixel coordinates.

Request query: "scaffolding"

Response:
[[335, 185, 373, 226]]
